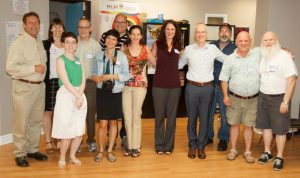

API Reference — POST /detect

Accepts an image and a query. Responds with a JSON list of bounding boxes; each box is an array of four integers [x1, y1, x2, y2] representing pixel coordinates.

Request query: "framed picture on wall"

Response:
[[205, 13, 227, 24], [206, 24, 235, 42], [234, 27, 249, 41]]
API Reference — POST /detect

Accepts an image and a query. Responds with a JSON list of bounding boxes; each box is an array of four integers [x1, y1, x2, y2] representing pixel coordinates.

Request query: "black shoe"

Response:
[[273, 157, 284, 171], [258, 152, 273, 164], [217, 140, 228, 151], [27, 152, 48, 161], [15, 156, 29, 167], [206, 138, 213, 145]]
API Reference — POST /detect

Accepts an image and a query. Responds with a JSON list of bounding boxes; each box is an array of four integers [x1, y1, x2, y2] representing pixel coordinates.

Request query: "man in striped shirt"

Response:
[[99, 13, 129, 51]]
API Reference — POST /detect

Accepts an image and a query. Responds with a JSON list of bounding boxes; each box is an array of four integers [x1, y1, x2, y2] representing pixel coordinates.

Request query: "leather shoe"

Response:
[[217, 140, 228, 151], [187, 148, 196, 159], [198, 149, 206, 159], [27, 152, 48, 161], [15, 156, 29, 167]]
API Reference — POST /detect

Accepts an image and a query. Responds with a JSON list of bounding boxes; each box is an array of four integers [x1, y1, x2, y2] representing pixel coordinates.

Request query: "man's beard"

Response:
[[261, 42, 281, 58], [219, 35, 230, 43]]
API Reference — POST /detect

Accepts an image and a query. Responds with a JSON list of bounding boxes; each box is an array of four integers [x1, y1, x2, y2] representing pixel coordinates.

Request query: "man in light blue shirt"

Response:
[[179, 23, 226, 160], [219, 31, 261, 164]]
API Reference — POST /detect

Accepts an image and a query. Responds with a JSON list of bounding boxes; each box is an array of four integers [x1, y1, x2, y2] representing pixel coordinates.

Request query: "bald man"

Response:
[[256, 32, 298, 171], [100, 13, 128, 50], [219, 31, 261, 164], [179, 23, 226, 159]]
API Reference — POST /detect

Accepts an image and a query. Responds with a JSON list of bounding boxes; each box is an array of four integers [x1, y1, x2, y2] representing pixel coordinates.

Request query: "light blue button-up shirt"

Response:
[[92, 50, 130, 93], [219, 47, 261, 96], [179, 43, 226, 82]]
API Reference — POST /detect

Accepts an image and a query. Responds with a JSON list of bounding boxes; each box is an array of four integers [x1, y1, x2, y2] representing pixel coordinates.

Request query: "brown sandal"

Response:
[[107, 152, 116, 162], [94, 152, 103, 162]]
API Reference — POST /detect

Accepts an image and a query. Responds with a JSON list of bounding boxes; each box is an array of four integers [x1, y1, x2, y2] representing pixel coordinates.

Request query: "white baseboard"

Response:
[[0, 133, 13, 145]]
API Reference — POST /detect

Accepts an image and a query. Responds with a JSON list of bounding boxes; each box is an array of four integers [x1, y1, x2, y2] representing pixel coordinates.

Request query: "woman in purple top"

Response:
[[151, 20, 183, 155]]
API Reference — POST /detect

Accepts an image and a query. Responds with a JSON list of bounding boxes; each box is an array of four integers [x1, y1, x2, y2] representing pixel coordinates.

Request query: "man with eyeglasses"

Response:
[[75, 17, 100, 153], [100, 13, 129, 51], [99, 13, 129, 149]]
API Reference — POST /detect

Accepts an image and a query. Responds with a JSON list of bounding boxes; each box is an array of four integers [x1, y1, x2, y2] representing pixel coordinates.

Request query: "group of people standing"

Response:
[[6, 11, 298, 172]]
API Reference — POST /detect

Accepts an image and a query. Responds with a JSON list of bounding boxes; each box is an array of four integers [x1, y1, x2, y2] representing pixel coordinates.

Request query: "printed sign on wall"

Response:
[[99, 0, 140, 37]]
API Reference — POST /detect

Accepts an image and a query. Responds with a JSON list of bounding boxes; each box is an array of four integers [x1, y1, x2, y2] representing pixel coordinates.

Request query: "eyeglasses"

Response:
[[64, 41, 77, 45], [115, 21, 127, 25], [78, 26, 90, 30]]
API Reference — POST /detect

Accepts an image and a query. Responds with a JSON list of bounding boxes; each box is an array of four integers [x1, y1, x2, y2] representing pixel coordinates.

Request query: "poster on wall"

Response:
[[13, 0, 29, 15], [99, 0, 140, 37], [144, 23, 162, 74]]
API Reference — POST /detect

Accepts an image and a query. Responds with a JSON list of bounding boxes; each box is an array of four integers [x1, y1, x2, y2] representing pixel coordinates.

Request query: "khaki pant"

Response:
[[12, 80, 45, 157], [122, 86, 147, 149]]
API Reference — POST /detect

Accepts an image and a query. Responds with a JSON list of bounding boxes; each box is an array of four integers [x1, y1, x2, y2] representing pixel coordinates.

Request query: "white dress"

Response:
[[52, 85, 87, 139]]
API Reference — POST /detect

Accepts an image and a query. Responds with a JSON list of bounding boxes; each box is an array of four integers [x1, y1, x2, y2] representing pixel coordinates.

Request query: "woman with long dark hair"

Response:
[[151, 20, 183, 155]]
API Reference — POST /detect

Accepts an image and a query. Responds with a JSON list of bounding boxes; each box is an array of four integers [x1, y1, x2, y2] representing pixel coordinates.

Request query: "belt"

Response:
[[187, 80, 212, 87], [268, 93, 284, 97], [229, 91, 258, 99], [13, 78, 42, 84]]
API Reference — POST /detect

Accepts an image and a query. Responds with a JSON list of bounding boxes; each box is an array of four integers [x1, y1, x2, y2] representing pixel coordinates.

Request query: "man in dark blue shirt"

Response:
[[207, 23, 236, 151]]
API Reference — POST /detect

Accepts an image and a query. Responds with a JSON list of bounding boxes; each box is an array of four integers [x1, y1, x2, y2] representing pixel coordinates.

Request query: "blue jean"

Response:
[[207, 85, 230, 142]]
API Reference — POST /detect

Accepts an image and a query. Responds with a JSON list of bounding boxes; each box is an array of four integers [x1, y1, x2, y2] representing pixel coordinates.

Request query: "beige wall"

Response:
[[0, 0, 49, 143], [254, 0, 300, 118], [90, 0, 100, 40]]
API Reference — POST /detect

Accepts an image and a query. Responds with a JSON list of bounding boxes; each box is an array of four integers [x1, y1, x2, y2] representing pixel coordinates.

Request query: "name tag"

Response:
[[174, 49, 180, 54], [116, 60, 121, 65], [204, 54, 211, 60], [75, 60, 81, 65], [270, 66, 278, 72], [50, 49, 56, 54], [86, 54, 93, 59], [247, 67, 254, 72]]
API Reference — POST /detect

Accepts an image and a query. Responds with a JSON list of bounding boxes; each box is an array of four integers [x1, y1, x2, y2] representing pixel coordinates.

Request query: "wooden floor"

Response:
[[1, 117, 300, 178]]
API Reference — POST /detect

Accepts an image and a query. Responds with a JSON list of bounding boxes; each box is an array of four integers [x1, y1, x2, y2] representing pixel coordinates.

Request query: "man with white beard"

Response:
[[256, 32, 298, 171]]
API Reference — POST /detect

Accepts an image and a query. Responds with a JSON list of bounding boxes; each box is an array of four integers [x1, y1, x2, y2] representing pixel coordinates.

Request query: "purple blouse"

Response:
[[153, 47, 181, 88]]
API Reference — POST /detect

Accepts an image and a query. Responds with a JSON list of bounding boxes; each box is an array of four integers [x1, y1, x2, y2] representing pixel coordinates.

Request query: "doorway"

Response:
[[49, 0, 91, 36]]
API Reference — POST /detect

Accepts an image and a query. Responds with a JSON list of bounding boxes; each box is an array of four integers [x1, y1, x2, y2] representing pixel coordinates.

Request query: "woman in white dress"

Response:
[[52, 32, 87, 168]]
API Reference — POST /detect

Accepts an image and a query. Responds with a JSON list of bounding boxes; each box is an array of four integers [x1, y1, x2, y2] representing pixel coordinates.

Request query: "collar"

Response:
[[193, 42, 209, 49], [233, 48, 253, 58], [24, 32, 39, 41]]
